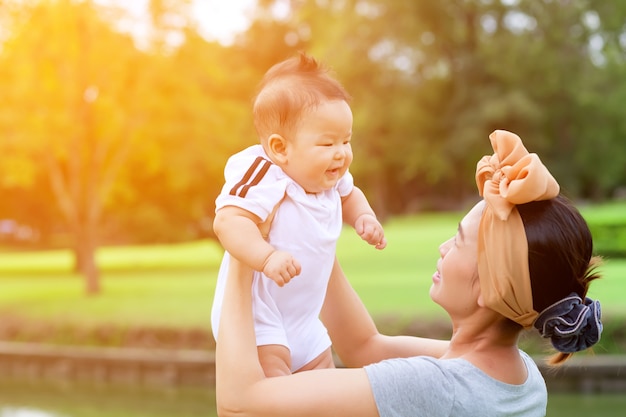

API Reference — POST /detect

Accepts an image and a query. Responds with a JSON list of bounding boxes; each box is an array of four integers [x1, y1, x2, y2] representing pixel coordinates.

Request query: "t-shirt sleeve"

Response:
[[215, 152, 287, 222], [337, 170, 354, 197], [364, 357, 454, 417]]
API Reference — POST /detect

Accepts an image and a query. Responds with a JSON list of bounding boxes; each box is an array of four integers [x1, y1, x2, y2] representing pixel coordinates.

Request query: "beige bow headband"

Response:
[[476, 130, 560, 328]]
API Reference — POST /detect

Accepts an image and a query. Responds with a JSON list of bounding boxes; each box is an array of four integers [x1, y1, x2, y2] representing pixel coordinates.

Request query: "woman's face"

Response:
[[430, 201, 484, 316]]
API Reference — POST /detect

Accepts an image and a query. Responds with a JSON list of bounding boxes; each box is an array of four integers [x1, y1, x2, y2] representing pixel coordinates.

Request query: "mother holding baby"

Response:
[[215, 130, 602, 417]]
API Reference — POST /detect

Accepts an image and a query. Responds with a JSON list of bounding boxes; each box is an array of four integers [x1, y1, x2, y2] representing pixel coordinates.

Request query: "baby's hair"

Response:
[[252, 52, 351, 143]]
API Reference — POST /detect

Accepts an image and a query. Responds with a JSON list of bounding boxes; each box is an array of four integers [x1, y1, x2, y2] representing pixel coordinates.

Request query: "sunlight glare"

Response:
[[191, 0, 256, 45], [95, 0, 257, 46]]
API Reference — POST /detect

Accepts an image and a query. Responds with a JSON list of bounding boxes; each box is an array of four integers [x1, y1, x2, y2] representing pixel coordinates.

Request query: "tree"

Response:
[[103, 30, 258, 244], [268, 0, 626, 209], [0, 0, 149, 293], [0, 0, 269, 295]]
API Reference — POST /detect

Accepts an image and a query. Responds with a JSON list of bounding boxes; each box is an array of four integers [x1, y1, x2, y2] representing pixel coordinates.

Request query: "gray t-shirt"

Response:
[[364, 350, 546, 417]]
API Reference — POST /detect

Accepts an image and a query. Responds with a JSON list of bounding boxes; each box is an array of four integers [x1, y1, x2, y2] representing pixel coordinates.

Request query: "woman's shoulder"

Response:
[[366, 352, 539, 382], [364, 356, 464, 399], [364, 354, 546, 416], [364, 356, 456, 416]]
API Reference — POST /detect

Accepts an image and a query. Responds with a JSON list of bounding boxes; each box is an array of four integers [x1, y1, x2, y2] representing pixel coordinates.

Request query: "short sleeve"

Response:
[[364, 357, 454, 417], [215, 147, 289, 222], [337, 170, 354, 197]]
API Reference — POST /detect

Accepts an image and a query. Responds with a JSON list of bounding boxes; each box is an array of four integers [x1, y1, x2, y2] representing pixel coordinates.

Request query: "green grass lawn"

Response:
[[0, 206, 624, 331], [0, 240, 225, 328]]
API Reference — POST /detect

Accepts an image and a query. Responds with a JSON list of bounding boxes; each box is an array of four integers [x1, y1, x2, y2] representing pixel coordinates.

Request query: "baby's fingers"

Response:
[[281, 261, 301, 284], [360, 225, 380, 243], [291, 258, 302, 277]]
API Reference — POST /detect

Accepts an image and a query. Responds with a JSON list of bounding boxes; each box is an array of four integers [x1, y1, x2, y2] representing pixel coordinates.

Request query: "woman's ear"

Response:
[[267, 134, 288, 164], [477, 294, 485, 307]]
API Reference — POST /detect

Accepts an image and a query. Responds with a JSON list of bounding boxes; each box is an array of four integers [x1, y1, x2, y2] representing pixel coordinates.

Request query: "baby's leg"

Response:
[[295, 347, 335, 372], [257, 344, 292, 377]]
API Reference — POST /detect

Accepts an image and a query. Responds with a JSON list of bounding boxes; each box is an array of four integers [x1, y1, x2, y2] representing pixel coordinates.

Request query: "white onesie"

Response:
[[211, 144, 354, 371]]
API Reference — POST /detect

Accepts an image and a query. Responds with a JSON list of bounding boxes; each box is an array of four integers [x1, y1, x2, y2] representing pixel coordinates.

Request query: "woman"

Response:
[[215, 130, 603, 417]]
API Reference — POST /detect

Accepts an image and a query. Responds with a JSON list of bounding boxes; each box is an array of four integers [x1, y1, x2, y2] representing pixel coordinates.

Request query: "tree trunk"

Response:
[[75, 245, 100, 295], [73, 220, 101, 295]]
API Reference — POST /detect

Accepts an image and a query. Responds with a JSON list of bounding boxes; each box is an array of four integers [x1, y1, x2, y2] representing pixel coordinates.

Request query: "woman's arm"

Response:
[[321, 258, 449, 367], [215, 257, 380, 417]]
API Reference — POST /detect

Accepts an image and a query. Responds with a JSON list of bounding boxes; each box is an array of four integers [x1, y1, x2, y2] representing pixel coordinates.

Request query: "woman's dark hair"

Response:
[[517, 194, 602, 364]]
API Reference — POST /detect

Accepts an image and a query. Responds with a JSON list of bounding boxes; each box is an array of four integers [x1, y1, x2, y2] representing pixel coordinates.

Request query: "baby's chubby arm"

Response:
[[341, 187, 387, 250], [213, 206, 301, 286]]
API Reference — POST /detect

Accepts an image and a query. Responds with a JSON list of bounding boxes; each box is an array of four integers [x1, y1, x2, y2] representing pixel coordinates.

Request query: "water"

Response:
[[0, 379, 218, 417], [1, 378, 625, 417]]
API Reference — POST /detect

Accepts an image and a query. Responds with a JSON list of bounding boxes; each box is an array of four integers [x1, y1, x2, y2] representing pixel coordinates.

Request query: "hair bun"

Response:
[[533, 293, 603, 353]]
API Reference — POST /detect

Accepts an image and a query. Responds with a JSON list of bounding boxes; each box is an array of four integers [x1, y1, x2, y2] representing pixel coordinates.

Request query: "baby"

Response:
[[211, 52, 386, 376]]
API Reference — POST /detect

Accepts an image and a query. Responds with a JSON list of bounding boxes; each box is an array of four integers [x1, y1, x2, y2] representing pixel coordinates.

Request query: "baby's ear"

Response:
[[267, 134, 288, 163]]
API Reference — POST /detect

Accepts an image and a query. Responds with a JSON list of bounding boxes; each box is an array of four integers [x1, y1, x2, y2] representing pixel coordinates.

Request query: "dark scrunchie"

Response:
[[533, 292, 603, 353]]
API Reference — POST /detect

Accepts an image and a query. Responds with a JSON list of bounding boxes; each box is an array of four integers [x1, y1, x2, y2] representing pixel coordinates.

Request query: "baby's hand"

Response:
[[262, 250, 302, 287], [355, 214, 387, 250]]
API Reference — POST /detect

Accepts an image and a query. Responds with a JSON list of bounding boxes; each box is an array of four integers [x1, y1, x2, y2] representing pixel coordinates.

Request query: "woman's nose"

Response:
[[439, 239, 452, 257]]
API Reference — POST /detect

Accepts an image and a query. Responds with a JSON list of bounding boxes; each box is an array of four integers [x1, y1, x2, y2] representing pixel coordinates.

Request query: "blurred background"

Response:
[[1, 0, 625, 416]]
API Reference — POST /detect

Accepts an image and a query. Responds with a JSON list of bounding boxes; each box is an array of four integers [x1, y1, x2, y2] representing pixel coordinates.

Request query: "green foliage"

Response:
[[2, 0, 626, 292], [282, 0, 626, 212], [587, 223, 626, 258], [580, 202, 626, 257]]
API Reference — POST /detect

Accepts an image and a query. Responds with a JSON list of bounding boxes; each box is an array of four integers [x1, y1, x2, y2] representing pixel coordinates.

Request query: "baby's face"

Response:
[[283, 100, 353, 193]]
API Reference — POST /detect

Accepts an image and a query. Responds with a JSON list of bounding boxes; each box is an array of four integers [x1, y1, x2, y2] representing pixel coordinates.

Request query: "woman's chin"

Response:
[[428, 285, 438, 302]]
